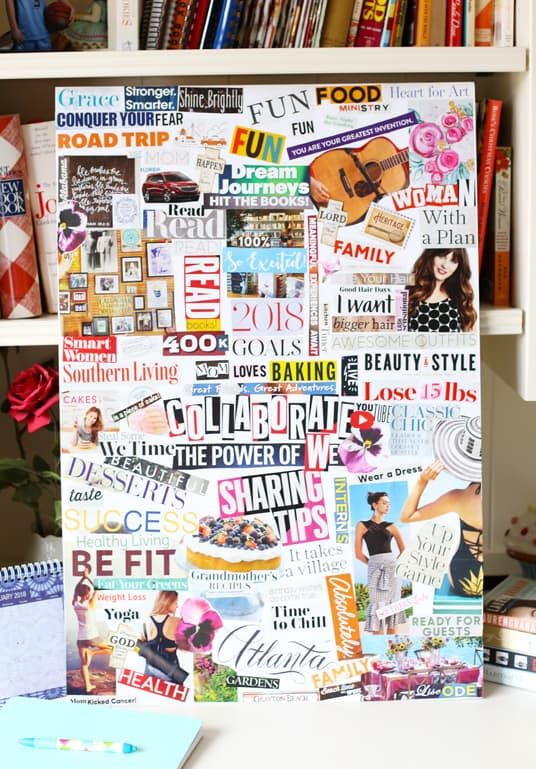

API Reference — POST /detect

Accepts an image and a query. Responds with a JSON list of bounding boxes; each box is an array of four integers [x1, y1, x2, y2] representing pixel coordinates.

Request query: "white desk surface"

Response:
[[174, 683, 534, 769]]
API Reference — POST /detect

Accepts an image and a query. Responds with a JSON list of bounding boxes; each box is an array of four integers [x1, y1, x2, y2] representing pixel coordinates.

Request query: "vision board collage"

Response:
[[56, 81, 483, 706]]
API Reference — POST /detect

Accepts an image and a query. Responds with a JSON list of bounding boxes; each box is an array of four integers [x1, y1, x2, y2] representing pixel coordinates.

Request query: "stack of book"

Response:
[[484, 575, 536, 691], [132, 0, 516, 50]]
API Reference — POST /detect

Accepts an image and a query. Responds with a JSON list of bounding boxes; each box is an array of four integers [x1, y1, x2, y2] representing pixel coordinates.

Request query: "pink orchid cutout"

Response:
[[175, 597, 223, 653]]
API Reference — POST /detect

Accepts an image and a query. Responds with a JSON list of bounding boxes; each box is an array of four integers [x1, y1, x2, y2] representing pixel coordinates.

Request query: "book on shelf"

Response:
[[320, 0, 355, 46], [493, 0, 515, 46], [429, 0, 447, 45], [346, 0, 365, 45], [415, 0, 432, 45], [475, 0, 494, 45], [477, 98, 503, 272], [463, 0, 476, 45], [446, 0, 463, 46], [481, 146, 511, 307], [0, 560, 65, 707], [390, 0, 409, 46], [21, 120, 58, 315], [355, 0, 389, 46], [108, 0, 139, 50], [212, 0, 246, 48], [0, 114, 42, 319]]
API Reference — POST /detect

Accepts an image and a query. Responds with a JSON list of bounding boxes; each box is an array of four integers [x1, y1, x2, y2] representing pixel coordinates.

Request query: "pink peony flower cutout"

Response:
[[436, 149, 460, 173], [441, 112, 459, 128], [409, 122, 443, 158]]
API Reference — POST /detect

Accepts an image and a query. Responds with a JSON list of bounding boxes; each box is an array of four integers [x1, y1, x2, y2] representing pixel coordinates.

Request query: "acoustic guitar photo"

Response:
[[310, 137, 410, 225]]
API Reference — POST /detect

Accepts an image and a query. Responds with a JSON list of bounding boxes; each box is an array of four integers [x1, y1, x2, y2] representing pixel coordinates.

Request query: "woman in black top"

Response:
[[355, 491, 406, 634], [139, 591, 187, 683], [407, 248, 477, 332]]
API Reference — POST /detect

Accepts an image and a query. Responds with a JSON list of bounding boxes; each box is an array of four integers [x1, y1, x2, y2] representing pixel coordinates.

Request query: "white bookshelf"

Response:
[[0, 305, 522, 348], [0, 47, 527, 80]]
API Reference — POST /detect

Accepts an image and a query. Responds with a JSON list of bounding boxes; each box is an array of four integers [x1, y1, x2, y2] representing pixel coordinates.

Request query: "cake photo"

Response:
[[186, 516, 282, 572], [504, 507, 536, 577]]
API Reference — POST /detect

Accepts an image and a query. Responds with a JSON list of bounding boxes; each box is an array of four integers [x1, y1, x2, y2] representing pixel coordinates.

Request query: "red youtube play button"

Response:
[[350, 410, 374, 430]]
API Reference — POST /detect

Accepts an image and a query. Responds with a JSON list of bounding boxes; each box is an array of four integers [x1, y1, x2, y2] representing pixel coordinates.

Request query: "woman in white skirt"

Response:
[[355, 491, 406, 634]]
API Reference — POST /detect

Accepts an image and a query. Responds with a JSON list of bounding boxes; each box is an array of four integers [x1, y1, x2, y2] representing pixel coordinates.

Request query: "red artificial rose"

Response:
[[7, 364, 59, 433]]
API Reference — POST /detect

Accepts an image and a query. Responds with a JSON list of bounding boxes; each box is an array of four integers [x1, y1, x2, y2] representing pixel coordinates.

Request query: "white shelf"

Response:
[[0, 315, 59, 347], [0, 307, 522, 347], [0, 47, 527, 80]]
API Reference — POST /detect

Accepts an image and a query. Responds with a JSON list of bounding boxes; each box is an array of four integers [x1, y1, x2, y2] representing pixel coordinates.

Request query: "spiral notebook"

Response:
[[0, 560, 66, 707]]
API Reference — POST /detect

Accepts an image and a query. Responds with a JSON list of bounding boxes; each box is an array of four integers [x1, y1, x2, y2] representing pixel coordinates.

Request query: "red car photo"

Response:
[[142, 171, 200, 203]]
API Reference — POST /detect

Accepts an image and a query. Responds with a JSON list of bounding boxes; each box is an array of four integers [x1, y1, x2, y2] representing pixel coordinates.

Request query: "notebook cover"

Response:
[[0, 697, 202, 768]]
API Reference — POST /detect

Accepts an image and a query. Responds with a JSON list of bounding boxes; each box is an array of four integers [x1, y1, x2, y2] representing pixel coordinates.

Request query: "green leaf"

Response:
[[0, 398, 10, 413], [33, 455, 50, 472], [38, 470, 61, 482], [54, 499, 62, 529], [13, 482, 42, 504], [0, 467, 30, 483], [0, 458, 32, 470]]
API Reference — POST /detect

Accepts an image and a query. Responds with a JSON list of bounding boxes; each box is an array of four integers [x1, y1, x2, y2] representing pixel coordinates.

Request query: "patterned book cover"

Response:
[[0, 114, 42, 319], [21, 121, 58, 314], [0, 560, 65, 707]]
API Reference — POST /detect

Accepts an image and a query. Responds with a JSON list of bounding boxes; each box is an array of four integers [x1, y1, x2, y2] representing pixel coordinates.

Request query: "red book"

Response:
[[446, 0, 463, 45], [355, 0, 389, 46], [477, 99, 503, 271], [183, 0, 212, 48]]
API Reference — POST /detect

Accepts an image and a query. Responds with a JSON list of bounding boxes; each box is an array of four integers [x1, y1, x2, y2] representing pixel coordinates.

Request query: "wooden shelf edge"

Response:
[[0, 307, 523, 346], [0, 46, 527, 80]]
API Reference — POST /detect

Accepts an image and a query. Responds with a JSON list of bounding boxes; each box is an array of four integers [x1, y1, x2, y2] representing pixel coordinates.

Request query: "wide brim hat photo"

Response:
[[432, 415, 482, 483]]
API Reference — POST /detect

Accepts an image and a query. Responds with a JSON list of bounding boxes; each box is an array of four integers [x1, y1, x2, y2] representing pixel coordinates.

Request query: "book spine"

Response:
[[208, 0, 231, 47], [485, 645, 536, 673], [429, 0, 447, 45], [484, 663, 536, 690], [312, 0, 330, 46], [490, 146, 511, 306], [320, 0, 355, 46], [355, 0, 389, 46], [346, 0, 365, 45], [20, 121, 58, 315], [493, 0, 514, 46], [145, 0, 167, 48], [139, 0, 154, 48], [0, 114, 42, 319], [402, 0, 418, 45], [391, 0, 408, 45], [415, 0, 431, 45], [484, 607, 536, 634], [477, 98, 502, 271], [108, 0, 139, 50], [475, 0, 494, 46], [380, 0, 398, 45], [168, 1, 194, 48], [464, 0, 476, 44], [184, 0, 212, 47], [446, 0, 463, 45], [484, 623, 536, 654]]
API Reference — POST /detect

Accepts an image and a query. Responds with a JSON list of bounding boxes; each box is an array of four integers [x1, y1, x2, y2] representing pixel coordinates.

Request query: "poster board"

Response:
[[56, 81, 483, 705]]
